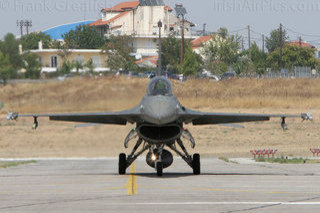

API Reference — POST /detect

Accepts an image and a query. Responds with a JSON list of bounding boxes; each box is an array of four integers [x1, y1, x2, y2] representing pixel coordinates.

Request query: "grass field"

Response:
[[0, 161, 36, 168], [0, 77, 320, 113], [255, 157, 320, 164], [0, 77, 319, 158]]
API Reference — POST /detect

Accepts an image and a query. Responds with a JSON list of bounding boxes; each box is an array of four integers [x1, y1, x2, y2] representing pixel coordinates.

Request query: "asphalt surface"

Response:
[[0, 158, 320, 213]]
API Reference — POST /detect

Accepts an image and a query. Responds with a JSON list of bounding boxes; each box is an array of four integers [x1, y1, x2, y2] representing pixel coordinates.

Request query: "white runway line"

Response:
[[107, 202, 320, 206], [0, 157, 118, 161]]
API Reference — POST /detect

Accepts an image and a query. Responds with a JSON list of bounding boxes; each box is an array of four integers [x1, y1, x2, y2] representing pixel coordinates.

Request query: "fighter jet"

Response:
[[6, 77, 312, 176]]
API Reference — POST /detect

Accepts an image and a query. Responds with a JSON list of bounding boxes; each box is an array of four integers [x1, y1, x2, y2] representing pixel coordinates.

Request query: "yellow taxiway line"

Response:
[[126, 164, 137, 195]]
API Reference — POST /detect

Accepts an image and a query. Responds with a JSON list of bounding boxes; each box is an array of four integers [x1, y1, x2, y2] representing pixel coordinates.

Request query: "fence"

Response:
[[310, 148, 320, 157], [250, 149, 278, 159], [262, 67, 319, 79]]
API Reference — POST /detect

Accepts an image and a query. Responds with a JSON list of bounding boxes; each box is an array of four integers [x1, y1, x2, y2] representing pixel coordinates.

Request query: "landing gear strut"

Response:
[[169, 138, 201, 175], [118, 138, 150, 175]]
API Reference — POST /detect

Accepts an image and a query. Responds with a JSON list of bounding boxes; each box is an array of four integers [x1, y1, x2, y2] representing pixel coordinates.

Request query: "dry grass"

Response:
[[175, 78, 320, 109], [0, 77, 320, 113], [0, 77, 319, 158]]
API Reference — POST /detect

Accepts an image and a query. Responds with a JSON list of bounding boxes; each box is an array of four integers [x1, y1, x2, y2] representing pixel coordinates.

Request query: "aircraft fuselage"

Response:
[[137, 95, 183, 144]]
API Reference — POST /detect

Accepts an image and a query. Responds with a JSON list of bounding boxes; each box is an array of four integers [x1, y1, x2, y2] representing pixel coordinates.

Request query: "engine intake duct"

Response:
[[138, 123, 182, 143]]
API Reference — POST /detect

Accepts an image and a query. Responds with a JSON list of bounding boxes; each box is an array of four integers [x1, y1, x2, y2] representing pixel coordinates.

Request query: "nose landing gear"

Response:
[[156, 161, 163, 177]]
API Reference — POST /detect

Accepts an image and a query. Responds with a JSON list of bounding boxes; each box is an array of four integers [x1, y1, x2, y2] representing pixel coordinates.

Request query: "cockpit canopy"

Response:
[[147, 77, 173, 96]]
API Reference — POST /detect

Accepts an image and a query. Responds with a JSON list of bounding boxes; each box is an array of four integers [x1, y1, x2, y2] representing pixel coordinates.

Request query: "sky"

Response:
[[1, 0, 320, 47]]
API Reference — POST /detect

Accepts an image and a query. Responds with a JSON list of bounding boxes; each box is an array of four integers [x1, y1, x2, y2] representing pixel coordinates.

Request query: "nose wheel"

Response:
[[192, 154, 200, 175], [119, 153, 127, 175], [156, 161, 163, 177]]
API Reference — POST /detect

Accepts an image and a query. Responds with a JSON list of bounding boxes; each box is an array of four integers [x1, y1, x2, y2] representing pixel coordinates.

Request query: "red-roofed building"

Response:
[[289, 40, 315, 48], [191, 36, 212, 49], [89, 1, 196, 58], [191, 35, 213, 55], [103, 1, 140, 12], [288, 41, 320, 58]]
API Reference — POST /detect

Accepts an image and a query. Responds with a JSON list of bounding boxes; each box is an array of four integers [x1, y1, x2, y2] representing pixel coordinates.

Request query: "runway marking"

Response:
[[107, 186, 127, 190], [138, 185, 318, 195], [126, 164, 137, 195], [103, 202, 320, 206], [0, 157, 119, 161]]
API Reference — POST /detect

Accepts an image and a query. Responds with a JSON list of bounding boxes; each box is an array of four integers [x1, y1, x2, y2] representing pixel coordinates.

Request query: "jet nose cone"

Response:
[[144, 97, 177, 125]]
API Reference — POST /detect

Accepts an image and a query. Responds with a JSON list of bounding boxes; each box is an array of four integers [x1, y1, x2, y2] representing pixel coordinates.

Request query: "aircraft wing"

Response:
[[18, 108, 141, 126], [180, 109, 306, 125]]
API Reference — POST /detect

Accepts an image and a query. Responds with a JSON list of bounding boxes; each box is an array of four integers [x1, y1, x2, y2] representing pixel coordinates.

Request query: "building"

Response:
[[191, 35, 212, 55], [89, 0, 196, 58], [43, 20, 94, 40], [288, 40, 320, 59], [289, 40, 315, 48], [30, 41, 108, 73]]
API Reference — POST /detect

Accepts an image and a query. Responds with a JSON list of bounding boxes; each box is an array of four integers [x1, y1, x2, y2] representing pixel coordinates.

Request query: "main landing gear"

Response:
[[168, 139, 201, 175], [118, 128, 200, 176], [118, 153, 127, 175]]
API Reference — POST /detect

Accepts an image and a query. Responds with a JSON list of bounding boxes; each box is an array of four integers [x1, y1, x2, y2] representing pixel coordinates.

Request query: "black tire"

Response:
[[192, 154, 201, 175], [156, 162, 163, 177], [119, 153, 127, 175]]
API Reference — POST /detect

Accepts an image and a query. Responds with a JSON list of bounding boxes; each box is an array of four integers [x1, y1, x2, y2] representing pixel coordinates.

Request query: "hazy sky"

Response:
[[1, 0, 320, 46]]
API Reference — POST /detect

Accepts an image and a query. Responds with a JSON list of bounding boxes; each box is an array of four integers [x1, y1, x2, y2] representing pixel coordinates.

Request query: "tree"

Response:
[[161, 35, 182, 73], [59, 61, 74, 75], [0, 51, 15, 85], [85, 59, 95, 74], [63, 25, 105, 49], [160, 36, 195, 73], [232, 55, 250, 76], [217, 27, 228, 39], [21, 32, 51, 50], [0, 33, 23, 69], [73, 60, 83, 74], [267, 45, 316, 70], [50, 40, 63, 49], [102, 35, 136, 72], [23, 52, 42, 79], [182, 47, 202, 76], [266, 27, 289, 52], [202, 30, 241, 75], [57, 48, 71, 62], [251, 43, 267, 75], [241, 42, 267, 75]]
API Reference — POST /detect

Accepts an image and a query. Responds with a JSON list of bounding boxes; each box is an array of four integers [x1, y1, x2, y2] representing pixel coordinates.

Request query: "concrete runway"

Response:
[[1, 158, 320, 213]]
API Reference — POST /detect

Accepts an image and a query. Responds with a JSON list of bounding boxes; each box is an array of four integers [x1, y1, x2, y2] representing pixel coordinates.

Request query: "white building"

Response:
[[90, 0, 196, 58], [30, 42, 109, 73]]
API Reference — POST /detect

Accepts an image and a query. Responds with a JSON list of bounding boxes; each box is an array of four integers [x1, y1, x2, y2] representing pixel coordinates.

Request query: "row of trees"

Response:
[[0, 25, 106, 84], [1, 24, 319, 84], [200, 27, 318, 76], [156, 26, 318, 76], [0, 33, 42, 84]]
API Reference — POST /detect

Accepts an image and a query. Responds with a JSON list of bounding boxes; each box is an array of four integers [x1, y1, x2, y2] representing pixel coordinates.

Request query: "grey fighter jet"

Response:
[[6, 77, 312, 176]]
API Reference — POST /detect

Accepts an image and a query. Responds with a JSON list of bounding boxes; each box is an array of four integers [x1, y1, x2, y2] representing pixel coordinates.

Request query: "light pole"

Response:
[[175, 4, 187, 73], [158, 20, 162, 76]]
